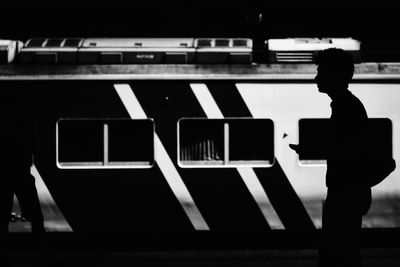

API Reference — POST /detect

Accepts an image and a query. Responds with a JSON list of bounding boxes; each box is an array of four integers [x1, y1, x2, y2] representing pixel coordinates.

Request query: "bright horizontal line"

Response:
[[57, 161, 154, 169], [181, 160, 272, 165], [181, 160, 224, 165], [229, 160, 272, 164], [179, 164, 274, 168], [59, 162, 103, 166], [276, 60, 313, 62], [58, 161, 155, 166], [299, 160, 327, 167], [107, 161, 153, 165], [57, 166, 153, 169], [276, 53, 314, 56]]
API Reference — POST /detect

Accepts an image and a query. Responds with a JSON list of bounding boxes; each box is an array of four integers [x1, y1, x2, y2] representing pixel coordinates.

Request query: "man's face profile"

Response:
[[315, 65, 332, 94]]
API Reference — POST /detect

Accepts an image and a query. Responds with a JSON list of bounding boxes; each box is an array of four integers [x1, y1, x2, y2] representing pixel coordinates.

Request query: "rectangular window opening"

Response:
[[178, 118, 274, 168], [57, 118, 154, 169], [298, 118, 393, 166]]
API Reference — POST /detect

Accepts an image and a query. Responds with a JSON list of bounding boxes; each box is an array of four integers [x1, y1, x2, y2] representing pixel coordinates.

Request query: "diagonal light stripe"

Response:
[[236, 83, 317, 228], [191, 83, 224, 118], [31, 164, 73, 232], [236, 168, 284, 229], [190, 83, 285, 229], [114, 83, 209, 230], [10, 165, 73, 232]]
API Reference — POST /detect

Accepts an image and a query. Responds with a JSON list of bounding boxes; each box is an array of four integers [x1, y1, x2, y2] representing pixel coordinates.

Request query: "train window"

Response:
[[298, 118, 393, 165], [107, 119, 154, 167], [45, 39, 64, 47], [178, 118, 274, 167], [26, 38, 46, 48], [64, 38, 82, 47], [229, 119, 274, 166], [197, 39, 212, 47], [215, 39, 230, 47], [298, 119, 329, 164], [233, 39, 247, 47], [179, 119, 224, 165], [57, 119, 103, 166], [57, 119, 154, 169]]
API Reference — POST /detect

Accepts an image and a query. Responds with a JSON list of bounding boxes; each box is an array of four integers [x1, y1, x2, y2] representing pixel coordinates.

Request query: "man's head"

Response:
[[314, 48, 354, 95]]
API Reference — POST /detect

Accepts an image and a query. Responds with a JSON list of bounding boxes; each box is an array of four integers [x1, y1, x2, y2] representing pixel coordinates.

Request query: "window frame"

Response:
[[56, 118, 155, 169], [177, 117, 275, 168]]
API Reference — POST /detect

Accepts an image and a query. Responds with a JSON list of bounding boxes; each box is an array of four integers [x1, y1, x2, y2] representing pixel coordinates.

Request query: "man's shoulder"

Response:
[[332, 91, 367, 119], [350, 93, 368, 117], [343, 91, 368, 117]]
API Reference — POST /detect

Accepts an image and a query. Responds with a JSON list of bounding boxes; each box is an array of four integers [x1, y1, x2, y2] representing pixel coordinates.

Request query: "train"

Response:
[[1, 38, 400, 250], [0, 37, 361, 65]]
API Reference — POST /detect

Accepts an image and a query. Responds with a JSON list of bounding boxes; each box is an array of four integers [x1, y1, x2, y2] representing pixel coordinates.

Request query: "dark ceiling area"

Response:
[[1, 1, 399, 59]]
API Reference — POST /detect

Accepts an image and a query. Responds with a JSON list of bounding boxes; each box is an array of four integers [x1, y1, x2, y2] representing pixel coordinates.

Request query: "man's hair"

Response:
[[315, 48, 354, 84]]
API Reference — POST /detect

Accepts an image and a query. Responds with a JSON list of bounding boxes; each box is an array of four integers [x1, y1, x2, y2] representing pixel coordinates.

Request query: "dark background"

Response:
[[1, 1, 399, 61]]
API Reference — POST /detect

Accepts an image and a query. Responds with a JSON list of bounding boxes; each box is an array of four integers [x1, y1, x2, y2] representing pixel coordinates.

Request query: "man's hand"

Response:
[[289, 144, 301, 154]]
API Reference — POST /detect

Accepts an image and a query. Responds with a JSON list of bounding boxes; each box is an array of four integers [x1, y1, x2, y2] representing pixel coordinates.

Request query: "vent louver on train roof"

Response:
[[267, 38, 360, 51], [275, 52, 315, 62], [267, 38, 361, 63]]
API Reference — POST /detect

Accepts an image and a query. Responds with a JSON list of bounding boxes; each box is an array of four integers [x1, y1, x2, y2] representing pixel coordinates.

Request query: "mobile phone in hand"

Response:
[[289, 144, 300, 154]]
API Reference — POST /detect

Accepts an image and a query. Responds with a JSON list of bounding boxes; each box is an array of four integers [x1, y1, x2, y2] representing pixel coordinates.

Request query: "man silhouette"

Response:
[[0, 94, 45, 265], [290, 48, 371, 267]]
